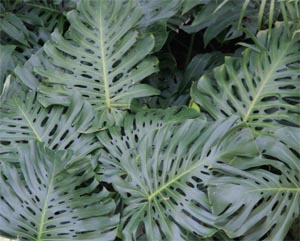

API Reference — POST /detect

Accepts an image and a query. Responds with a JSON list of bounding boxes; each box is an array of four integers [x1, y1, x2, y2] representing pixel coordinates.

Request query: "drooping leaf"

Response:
[[0, 141, 119, 241], [140, 21, 168, 52], [0, 91, 99, 163], [32, 0, 159, 127], [207, 126, 300, 241], [97, 116, 258, 240], [191, 22, 300, 135]]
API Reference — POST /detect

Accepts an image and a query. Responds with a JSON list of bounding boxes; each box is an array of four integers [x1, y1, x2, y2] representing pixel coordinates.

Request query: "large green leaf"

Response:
[[97, 106, 200, 181], [207, 127, 300, 240], [0, 141, 119, 240], [191, 22, 300, 135], [97, 116, 258, 240], [32, 0, 159, 126], [0, 91, 99, 163]]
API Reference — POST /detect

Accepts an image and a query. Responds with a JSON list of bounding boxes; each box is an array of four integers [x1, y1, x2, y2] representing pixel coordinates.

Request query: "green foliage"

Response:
[[98, 116, 258, 240], [0, 141, 118, 240], [191, 22, 300, 135], [31, 0, 160, 127], [0, 0, 299, 241], [208, 127, 300, 240]]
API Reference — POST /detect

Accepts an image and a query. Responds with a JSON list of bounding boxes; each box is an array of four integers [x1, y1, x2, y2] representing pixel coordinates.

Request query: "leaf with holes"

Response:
[[0, 141, 119, 241], [207, 127, 300, 241], [97, 116, 259, 240], [0, 91, 99, 163], [191, 22, 300, 135], [32, 0, 159, 127], [96, 106, 200, 181]]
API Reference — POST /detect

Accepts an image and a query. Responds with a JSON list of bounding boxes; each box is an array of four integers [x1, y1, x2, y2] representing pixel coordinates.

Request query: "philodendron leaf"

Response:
[[207, 127, 300, 241], [97, 106, 201, 181], [191, 22, 300, 135], [33, 0, 159, 126], [97, 116, 258, 240], [0, 91, 99, 163], [0, 141, 119, 240]]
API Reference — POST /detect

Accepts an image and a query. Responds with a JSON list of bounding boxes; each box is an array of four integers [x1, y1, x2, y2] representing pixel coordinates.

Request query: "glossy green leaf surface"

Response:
[[208, 127, 300, 241], [191, 22, 300, 135], [0, 141, 119, 241], [0, 91, 99, 163], [33, 0, 159, 125], [0, 0, 299, 240], [98, 116, 258, 240]]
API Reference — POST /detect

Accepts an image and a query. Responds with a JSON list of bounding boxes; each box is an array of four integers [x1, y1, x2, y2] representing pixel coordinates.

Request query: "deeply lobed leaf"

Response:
[[97, 115, 259, 240], [208, 127, 300, 241], [191, 22, 300, 135], [0, 141, 119, 241], [0, 91, 99, 163], [31, 0, 159, 127]]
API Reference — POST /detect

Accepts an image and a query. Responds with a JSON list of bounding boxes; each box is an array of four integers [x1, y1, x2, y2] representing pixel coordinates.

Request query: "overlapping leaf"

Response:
[[0, 141, 119, 241], [208, 127, 300, 240], [97, 106, 200, 181], [0, 0, 71, 63], [181, 0, 257, 45], [31, 0, 159, 126], [0, 91, 99, 163], [191, 22, 300, 135], [97, 116, 258, 240], [139, 52, 224, 108]]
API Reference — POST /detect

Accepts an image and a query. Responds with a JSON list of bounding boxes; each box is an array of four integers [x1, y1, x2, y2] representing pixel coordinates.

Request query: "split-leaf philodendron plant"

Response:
[[0, 0, 299, 240]]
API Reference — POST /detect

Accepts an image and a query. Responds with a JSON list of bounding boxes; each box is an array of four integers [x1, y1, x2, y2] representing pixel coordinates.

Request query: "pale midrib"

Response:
[[98, 9, 111, 109], [37, 162, 57, 241], [242, 45, 289, 123], [16, 100, 42, 142], [245, 187, 300, 194], [148, 156, 215, 201]]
